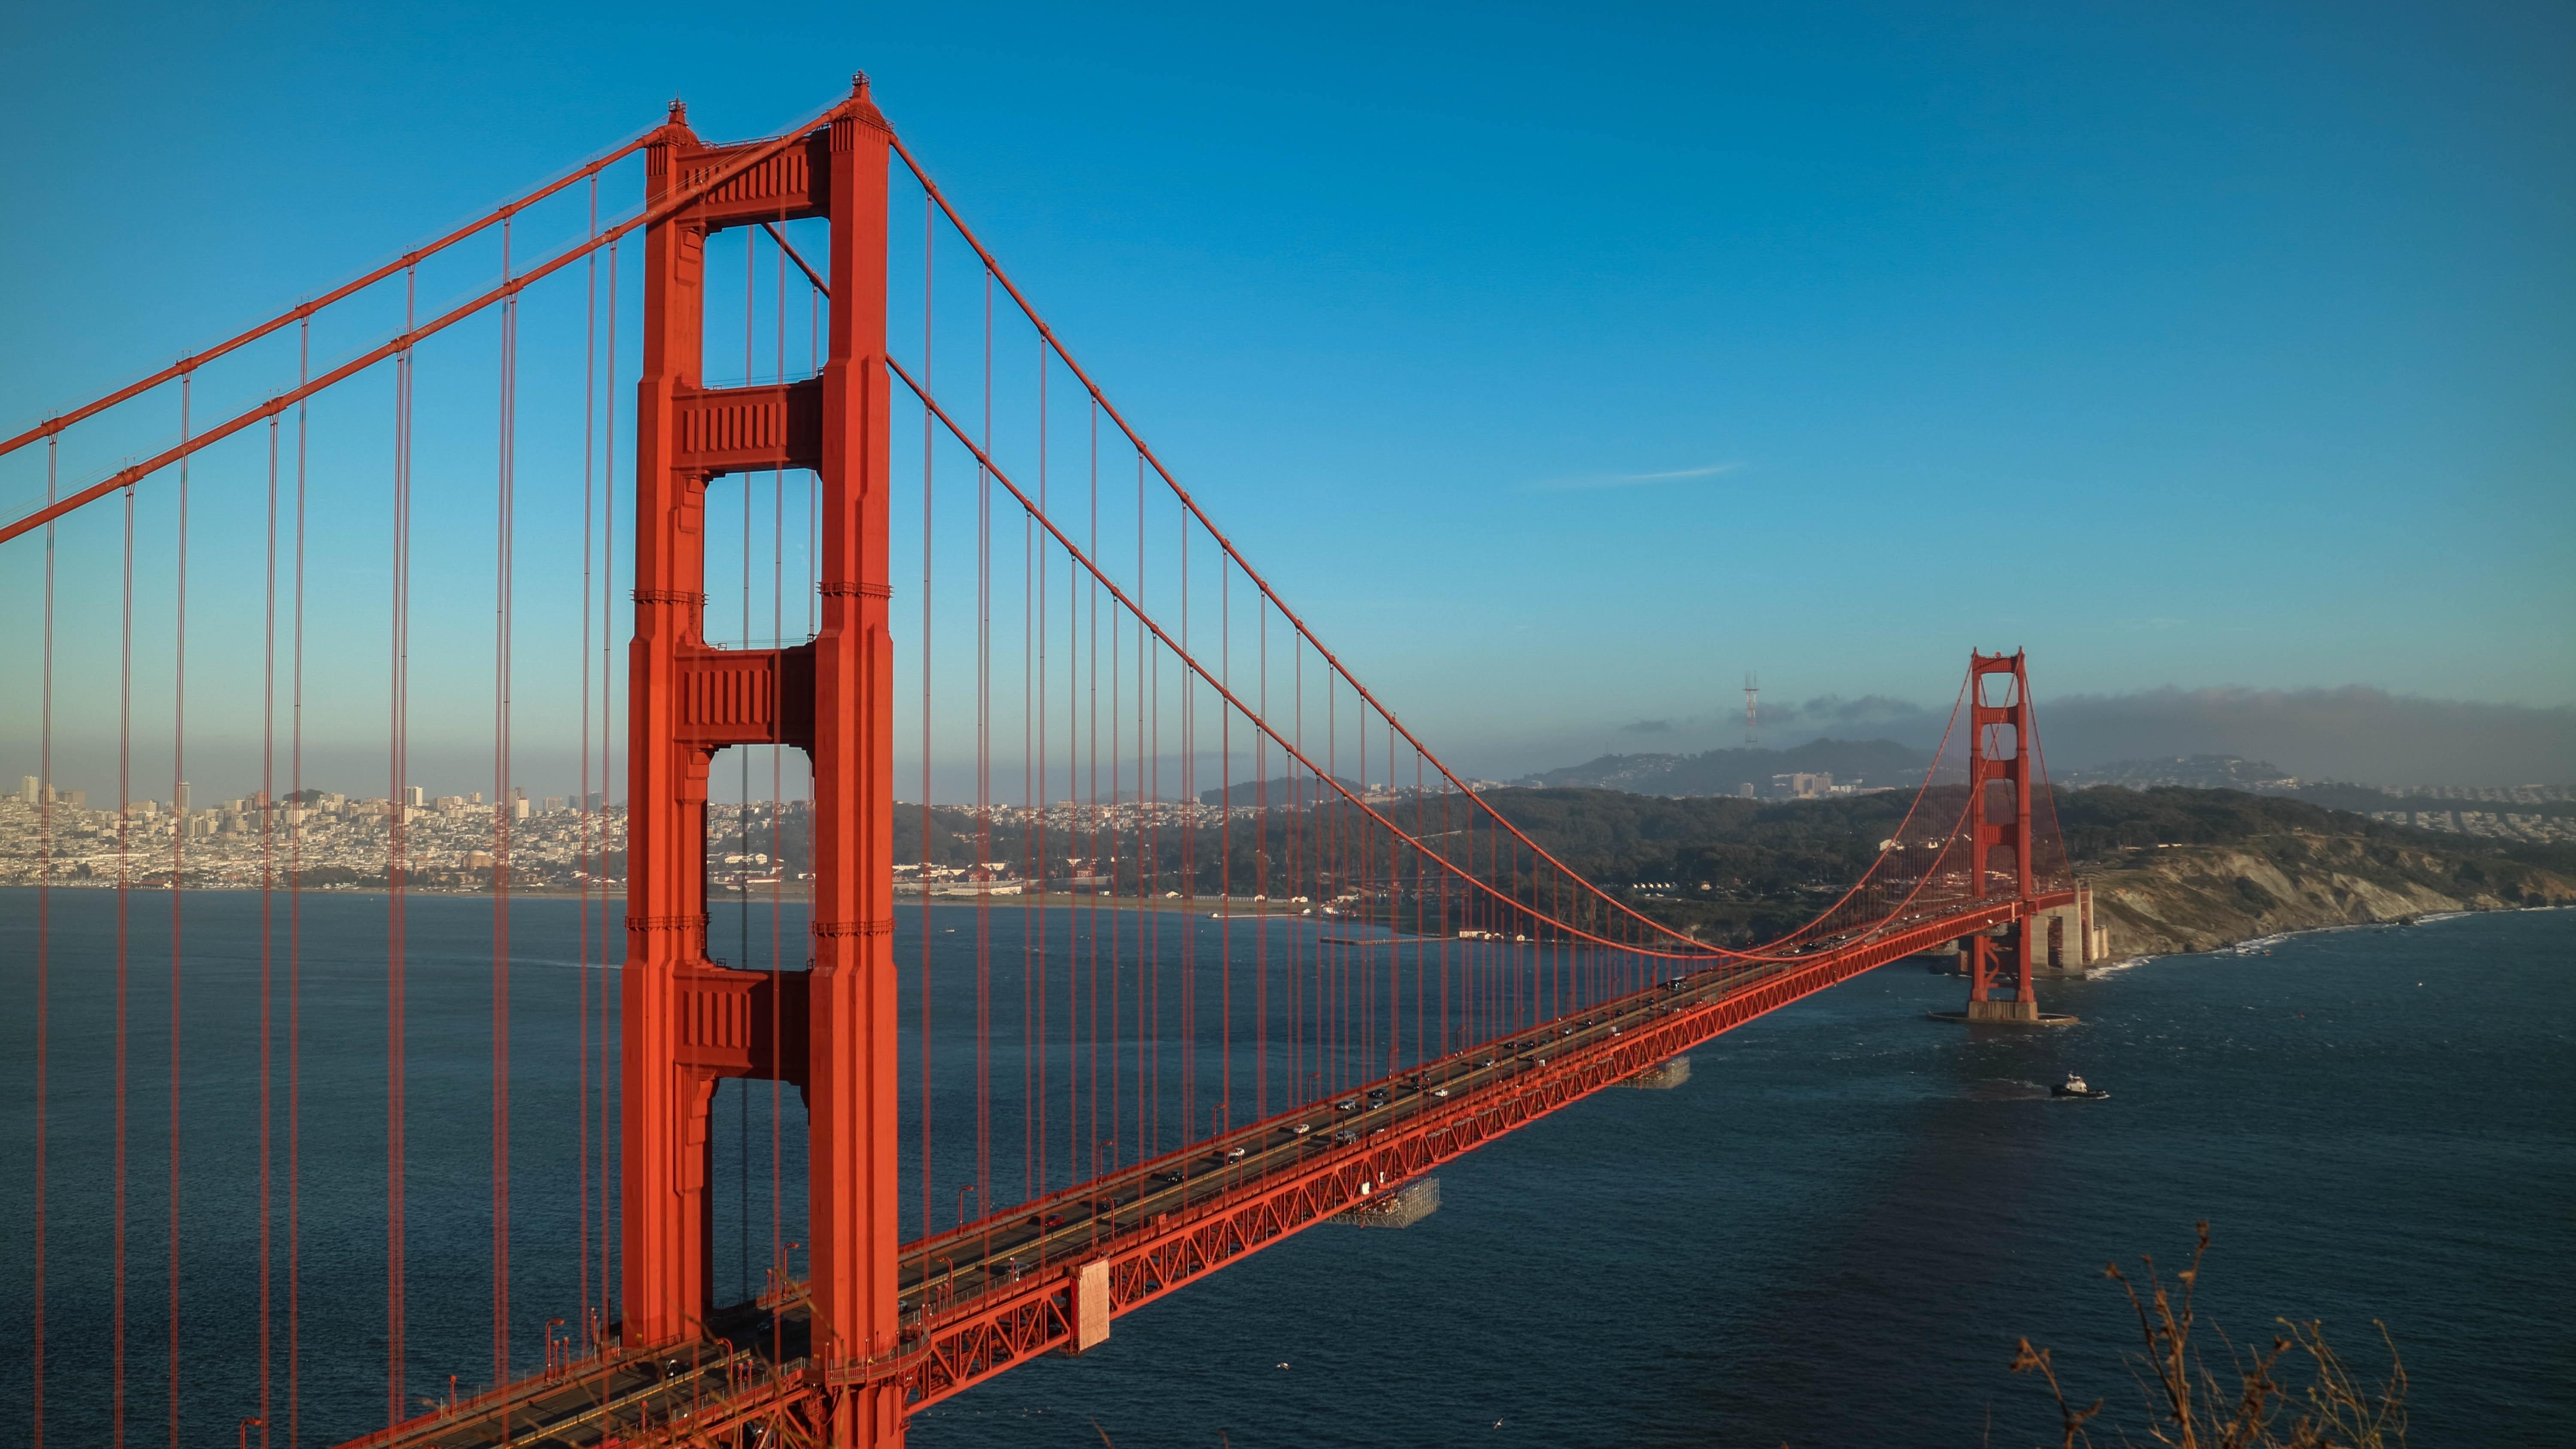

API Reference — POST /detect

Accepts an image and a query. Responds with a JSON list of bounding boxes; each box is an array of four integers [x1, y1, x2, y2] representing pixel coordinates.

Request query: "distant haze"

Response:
[[1510, 686, 2576, 790], [12, 684, 2570, 809], [2035, 687, 2576, 788]]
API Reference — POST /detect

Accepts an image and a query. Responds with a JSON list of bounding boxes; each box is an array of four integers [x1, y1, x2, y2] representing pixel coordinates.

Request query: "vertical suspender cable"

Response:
[[738, 222, 756, 1298], [1021, 373, 1037, 1203], [919, 195, 936, 1239], [1292, 639, 1302, 1103], [33, 440, 55, 1449], [1087, 399, 1097, 1189], [387, 267, 415, 1430], [493, 217, 518, 1388], [1104, 425, 1120, 1176], [1143, 455, 1156, 1157], [974, 263, 992, 1215], [259, 409, 279, 1448], [770, 215, 787, 1300], [170, 371, 191, 1449], [1035, 340, 1048, 1200], [1086, 402, 1100, 1186], [1177, 514, 1190, 1143], [797, 261, 817, 1324], [170, 373, 194, 1449], [1255, 599, 1266, 1120], [1218, 555, 1230, 1137], [595, 241, 620, 1341], [289, 311, 307, 1449], [576, 176, 596, 1351], [117, 474, 134, 1449]]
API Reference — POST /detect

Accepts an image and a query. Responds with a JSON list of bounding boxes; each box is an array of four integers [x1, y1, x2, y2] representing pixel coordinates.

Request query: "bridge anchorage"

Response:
[[3, 73, 2080, 1449]]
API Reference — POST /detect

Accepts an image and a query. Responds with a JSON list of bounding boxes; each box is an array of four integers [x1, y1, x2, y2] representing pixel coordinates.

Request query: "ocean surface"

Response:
[[2, 889, 2569, 1446]]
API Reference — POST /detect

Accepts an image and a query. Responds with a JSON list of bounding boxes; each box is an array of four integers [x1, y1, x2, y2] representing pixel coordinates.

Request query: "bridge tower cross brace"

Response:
[[624, 76, 904, 1443], [1962, 650, 2039, 1022]]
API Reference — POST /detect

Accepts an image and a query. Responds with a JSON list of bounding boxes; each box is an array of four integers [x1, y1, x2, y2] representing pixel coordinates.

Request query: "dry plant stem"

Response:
[[2009, 1337, 2103, 1449], [2014, 1223, 2408, 1449], [2103, 1221, 2214, 1446]]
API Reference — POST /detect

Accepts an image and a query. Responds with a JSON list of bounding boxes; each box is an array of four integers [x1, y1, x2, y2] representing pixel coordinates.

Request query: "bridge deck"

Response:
[[353, 895, 2056, 1447]]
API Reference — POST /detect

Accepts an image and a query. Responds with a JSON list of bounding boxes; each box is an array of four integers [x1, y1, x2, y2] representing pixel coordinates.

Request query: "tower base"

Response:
[[1334, 1176, 1440, 1229], [1621, 1056, 1692, 1089], [1929, 1000, 2078, 1027]]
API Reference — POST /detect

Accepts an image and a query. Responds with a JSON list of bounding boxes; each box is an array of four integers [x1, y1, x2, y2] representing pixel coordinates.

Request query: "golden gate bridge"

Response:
[[2, 76, 2078, 1447]]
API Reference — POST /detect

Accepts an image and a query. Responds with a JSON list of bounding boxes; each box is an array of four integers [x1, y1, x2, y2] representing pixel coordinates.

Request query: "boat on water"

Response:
[[2050, 1072, 2111, 1100]]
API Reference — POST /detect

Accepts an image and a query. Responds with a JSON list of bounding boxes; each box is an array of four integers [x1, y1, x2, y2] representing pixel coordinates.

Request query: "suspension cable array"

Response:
[[0, 77, 2076, 1449]]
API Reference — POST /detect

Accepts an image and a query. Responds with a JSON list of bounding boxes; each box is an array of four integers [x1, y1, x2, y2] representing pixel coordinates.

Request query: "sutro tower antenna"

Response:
[[1744, 671, 1759, 747]]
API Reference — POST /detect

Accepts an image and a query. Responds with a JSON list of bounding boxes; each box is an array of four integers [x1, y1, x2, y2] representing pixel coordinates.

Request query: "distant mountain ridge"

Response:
[[1513, 738, 1932, 797]]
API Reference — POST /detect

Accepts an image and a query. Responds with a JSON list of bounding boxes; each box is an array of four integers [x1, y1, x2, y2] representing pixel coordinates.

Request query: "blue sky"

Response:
[[3, 1, 2570, 786]]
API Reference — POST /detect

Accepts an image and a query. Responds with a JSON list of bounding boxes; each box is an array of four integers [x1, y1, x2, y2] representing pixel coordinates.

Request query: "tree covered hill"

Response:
[[1511, 738, 1931, 795]]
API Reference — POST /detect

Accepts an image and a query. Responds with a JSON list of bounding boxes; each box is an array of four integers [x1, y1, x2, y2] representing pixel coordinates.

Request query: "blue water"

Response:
[[2, 892, 2569, 1444], [908, 908, 2576, 1447]]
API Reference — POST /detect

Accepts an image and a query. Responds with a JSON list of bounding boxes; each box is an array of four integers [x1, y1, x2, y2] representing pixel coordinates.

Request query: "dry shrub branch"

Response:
[[2012, 1222, 2407, 1449]]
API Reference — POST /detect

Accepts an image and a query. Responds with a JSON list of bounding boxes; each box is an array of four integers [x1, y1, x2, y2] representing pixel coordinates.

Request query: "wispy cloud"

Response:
[[1522, 461, 1741, 492]]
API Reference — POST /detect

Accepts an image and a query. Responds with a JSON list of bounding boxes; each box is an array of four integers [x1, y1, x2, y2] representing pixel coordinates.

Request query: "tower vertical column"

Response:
[[623, 99, 715, 1348], [804, 82, 903, 1445]]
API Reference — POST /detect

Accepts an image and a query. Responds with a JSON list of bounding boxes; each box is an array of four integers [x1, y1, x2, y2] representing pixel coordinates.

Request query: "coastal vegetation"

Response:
[[762, 782, 2576, 952], [2013, 1223, 2408, 1448], [1468, 784, 2576, 950], [173, 781, 2571, 955]]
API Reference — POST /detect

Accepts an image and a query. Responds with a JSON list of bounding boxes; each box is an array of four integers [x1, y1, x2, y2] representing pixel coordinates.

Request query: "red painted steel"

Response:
[[0, 104, 846, 551], [0, 138, 653, 463], [569, 895, 2069, 1447], [3, 77, 2093, 1449], [1962, 651, 2038, 1010], [621, 76, 906, 1444]]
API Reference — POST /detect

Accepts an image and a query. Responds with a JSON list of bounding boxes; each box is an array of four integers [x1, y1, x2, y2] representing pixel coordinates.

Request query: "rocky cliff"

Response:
[[2078, 832, 2576, 957]]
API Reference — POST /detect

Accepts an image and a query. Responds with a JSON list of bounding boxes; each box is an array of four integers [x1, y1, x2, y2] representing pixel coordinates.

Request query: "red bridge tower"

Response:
[[1960, 649, 2043, 1023], [623, 78, 903, 1443]]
